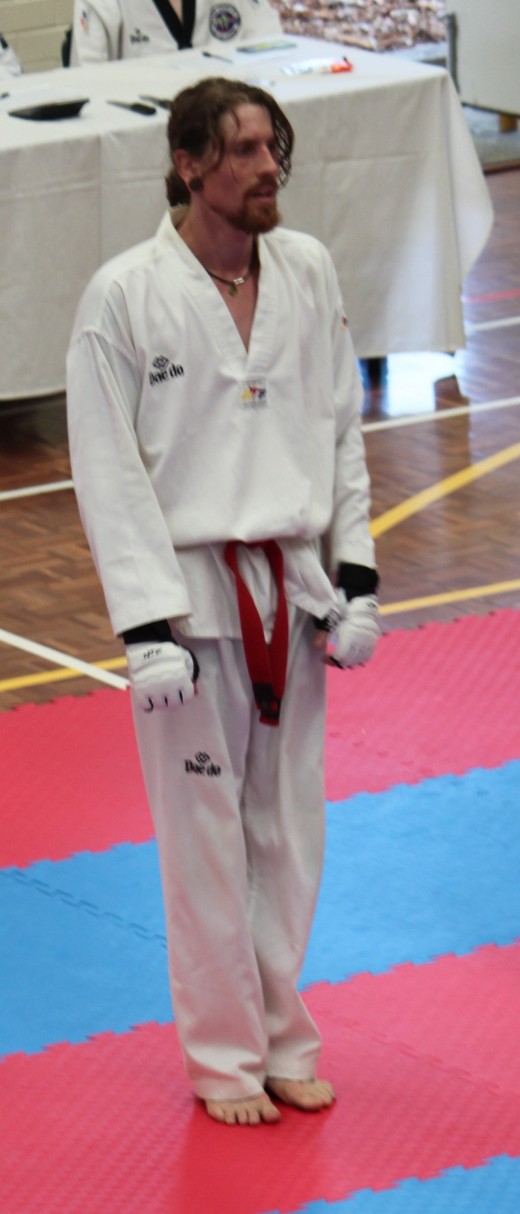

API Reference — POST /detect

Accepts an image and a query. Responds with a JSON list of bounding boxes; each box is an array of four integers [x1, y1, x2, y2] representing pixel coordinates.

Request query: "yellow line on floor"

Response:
[[380, 579, 520, 616], [2, 580, 520, 693], [0, 657, 127, 693], [0, 627, 128, 691], [2, 444, 520, 696], [371, 442, 520, 538]]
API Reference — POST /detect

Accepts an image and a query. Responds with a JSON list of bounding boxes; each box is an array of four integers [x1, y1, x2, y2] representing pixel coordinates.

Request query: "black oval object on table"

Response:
[[8, 98, 89, 121]]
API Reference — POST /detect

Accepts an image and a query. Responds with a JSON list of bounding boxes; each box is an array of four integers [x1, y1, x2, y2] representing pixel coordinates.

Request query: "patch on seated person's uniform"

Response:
[[209, 4, 241, 39]]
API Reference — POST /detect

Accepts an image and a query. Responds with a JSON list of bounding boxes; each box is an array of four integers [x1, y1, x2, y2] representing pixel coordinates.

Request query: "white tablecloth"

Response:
[[0, 37, 493, 400]]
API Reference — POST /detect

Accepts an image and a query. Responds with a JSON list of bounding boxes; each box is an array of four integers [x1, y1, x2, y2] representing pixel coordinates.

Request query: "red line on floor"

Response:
[[463, 287, 520, 304]]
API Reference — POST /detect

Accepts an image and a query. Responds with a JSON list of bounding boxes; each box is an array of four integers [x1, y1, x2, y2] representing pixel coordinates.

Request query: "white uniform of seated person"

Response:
[[70, 0, 282, 64], [0, 32, 22, 76]]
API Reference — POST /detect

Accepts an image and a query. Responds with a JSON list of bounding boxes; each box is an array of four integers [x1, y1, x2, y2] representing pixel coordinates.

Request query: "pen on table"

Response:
[[310, 60, 352, 74], [108, 99, 157, 114], [202, 50, 233, 62], [282, 57, 353, 77]]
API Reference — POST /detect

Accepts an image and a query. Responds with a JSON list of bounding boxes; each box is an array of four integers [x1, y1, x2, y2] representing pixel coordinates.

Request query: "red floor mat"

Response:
[[310, 942, 520, 1100], [1, 944, 520, 1214], [326, 608, 520, 799], [1, 691, 150, 866], [2, 610, 520, 867]]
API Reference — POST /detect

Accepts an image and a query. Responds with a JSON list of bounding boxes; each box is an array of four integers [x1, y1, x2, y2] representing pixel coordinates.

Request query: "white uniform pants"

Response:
[[132, 608, 327, 1101]]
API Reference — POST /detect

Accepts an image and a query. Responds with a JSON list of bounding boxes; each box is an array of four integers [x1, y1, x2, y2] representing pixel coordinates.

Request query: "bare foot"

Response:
[[205, 1092, 281, 1126], [266, 1077, 336, 1111]]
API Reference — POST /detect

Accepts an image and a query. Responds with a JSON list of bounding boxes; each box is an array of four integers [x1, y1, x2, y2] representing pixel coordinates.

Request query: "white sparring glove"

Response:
[[126, 639, 198, 712], [324, 590, 381, 669]]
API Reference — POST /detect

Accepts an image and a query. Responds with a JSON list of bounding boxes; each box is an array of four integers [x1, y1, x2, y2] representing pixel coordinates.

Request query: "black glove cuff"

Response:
[[121, 619, 172, 645], [121, 621, 201, 686], [187, 646, 200, 685], [336, 563, 379, 601]]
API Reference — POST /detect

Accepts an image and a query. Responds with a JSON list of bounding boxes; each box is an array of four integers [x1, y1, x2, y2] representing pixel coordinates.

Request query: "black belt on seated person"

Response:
[[224, 540, 289, 727]]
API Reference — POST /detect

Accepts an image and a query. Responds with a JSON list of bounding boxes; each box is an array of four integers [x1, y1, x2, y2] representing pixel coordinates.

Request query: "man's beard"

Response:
[[230, 188, 280, 235]]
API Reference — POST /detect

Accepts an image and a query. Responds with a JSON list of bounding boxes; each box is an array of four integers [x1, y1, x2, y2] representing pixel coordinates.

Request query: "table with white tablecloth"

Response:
[[0, 37, 493, 400]]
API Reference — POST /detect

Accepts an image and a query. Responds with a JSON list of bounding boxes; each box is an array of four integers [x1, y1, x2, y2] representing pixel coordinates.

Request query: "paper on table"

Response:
[[237, 39, 297, 53]]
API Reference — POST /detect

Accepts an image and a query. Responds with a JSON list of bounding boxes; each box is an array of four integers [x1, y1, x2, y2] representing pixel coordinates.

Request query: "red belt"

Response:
[[224, 540, 289, 726]]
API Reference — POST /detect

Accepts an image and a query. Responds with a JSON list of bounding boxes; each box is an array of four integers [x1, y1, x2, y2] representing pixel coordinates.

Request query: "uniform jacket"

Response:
[[71, 0, 282, 64], [0, 33, 22, 77], [67, 210, 376, 638]]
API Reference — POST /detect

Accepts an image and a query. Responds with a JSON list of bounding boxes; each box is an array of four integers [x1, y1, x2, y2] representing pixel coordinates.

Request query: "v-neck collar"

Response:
[[160, 209, 279, 371], [149, 0, 195, 48]]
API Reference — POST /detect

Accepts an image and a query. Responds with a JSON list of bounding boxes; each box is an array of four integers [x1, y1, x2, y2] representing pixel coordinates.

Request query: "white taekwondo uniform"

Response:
[[0, 33, 22, 77], [67, 209, 375, 1101], [71, 0, 282, 64]]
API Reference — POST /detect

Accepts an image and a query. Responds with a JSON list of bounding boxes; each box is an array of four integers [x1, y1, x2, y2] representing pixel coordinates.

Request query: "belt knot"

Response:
[[224, 540, 289, 727]]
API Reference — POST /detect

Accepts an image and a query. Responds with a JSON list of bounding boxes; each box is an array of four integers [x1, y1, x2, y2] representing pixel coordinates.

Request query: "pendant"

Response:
[[206, 265, 251, 294]]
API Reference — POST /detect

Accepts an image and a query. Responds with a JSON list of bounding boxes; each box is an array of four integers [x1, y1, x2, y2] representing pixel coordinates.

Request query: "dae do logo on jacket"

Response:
[[149, 355, 184, 386]]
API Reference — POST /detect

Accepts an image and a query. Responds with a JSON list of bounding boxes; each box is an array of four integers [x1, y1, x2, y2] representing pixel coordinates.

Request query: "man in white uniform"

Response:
[[67, 77, 380, 1125], [71, 0, 282, 63]]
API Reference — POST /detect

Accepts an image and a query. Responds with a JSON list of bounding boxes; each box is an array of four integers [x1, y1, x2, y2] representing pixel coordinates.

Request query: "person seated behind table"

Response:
[[70, 0, 283, 64], [0, 32, 23, 76]]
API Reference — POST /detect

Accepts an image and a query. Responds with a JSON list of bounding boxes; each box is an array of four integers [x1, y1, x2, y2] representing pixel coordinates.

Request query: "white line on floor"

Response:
[[466, 315, 520, 333], [363, 395, 520, 432], [2, 398, 520, 497], [0, 480, 74, 503], [0, 628, 129, 690]]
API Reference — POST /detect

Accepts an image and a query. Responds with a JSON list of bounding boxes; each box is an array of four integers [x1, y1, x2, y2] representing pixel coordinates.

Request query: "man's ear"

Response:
[[174, 148, 202, 193]]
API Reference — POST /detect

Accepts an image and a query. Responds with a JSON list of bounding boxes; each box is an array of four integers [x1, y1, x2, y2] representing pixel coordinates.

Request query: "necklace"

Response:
[[203, 252, 255, 297]]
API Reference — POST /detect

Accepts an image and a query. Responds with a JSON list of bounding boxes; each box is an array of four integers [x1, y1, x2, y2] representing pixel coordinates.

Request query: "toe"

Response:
[[205, 1095, 280, 1126], [266, 1077, 336, 1111]]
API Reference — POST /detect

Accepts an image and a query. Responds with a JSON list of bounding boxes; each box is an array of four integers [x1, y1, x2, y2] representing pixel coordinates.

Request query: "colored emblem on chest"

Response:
[[209, 3, 241, 39], [242, 378, 267, 407]]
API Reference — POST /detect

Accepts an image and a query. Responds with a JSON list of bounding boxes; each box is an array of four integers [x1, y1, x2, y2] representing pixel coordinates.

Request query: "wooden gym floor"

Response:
[[0, 166, 519, 712]]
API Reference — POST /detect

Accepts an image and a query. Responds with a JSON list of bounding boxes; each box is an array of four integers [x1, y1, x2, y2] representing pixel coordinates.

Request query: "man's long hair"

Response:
[[165, 76, 294, 206]]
